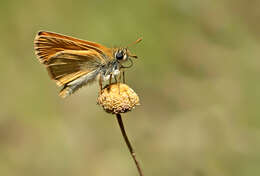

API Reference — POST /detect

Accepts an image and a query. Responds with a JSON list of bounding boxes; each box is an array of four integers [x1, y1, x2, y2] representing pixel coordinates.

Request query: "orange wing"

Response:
[[33, 31, 115, 98], [34, 31, 113, 64], [45, 50, 105, 86]]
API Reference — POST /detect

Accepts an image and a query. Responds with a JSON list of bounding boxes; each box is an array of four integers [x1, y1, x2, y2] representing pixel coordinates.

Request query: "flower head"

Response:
[[97, 83, 140, 114]]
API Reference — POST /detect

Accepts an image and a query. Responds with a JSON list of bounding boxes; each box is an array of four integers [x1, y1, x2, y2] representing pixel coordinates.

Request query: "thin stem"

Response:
[[116, 114, 144, 176]]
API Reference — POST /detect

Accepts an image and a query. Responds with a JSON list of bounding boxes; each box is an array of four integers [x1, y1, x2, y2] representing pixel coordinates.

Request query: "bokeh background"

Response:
[[1, 0, 260, 175]]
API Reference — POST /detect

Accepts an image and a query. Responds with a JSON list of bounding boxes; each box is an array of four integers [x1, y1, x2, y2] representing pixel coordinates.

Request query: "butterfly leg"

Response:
[[123, 70, 126, 83], [119, 70, 125, 83], [118, 71, 121, 82], [105, 74, 112, 91], [109, 74, 112, 85], [99, 76, 102, 94], [113, 74, 121, 94], [114, 75, 118, 83]]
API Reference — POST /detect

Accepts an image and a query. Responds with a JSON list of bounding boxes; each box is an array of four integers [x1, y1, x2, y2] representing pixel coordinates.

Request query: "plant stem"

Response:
[[116, 113, 144, 176]]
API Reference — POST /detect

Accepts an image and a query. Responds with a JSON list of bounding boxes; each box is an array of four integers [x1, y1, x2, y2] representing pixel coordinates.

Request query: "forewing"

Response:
[[34, 31, 113, 64]]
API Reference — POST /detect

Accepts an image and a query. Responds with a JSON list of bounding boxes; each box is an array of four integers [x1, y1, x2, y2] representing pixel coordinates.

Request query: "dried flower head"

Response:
[[97, 83, 140, 114]]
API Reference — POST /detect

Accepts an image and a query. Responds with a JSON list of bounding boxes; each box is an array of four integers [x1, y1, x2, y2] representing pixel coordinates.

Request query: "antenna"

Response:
[[127, 37, 143, 48]]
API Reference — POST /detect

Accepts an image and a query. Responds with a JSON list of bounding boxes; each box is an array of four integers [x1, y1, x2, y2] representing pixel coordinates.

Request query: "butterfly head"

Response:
[[113, 48, 136, 69], [114, 37, 142, 62], [115, 48, 137, 62]]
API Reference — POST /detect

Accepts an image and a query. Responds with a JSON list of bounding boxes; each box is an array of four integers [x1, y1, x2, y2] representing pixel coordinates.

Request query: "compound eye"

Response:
[[116, 51, 124, 60]]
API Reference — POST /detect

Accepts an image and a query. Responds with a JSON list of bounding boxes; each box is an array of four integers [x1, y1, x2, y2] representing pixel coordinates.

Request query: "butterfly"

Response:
[[34, 31, 141, 98]]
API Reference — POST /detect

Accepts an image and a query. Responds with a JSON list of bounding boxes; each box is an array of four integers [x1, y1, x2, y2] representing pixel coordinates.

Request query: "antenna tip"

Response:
[[136, 37, 143, 43]]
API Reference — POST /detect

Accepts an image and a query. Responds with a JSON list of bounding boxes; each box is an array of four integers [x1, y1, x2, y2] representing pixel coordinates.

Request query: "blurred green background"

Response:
[[1, 0, 260, 175]]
